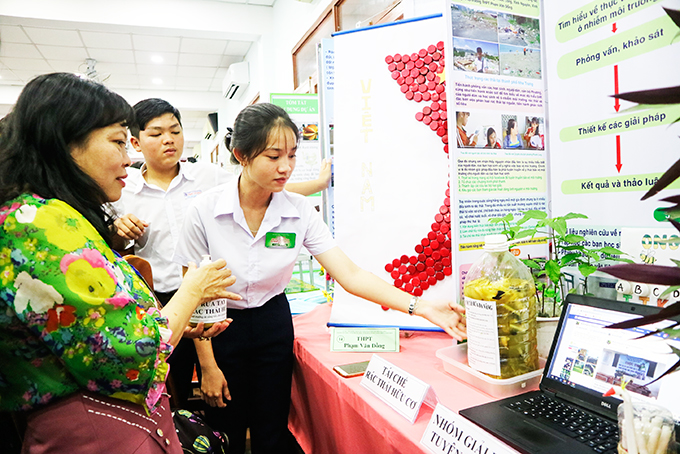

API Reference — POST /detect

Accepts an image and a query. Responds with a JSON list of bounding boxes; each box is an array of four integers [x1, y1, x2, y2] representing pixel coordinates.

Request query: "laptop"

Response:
[[460, 294, 680, 454]]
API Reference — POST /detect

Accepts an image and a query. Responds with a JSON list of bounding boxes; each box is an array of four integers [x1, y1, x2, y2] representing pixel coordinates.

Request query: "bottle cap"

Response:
[[200, 255, 212, 266], [483, 235, 510, 252]]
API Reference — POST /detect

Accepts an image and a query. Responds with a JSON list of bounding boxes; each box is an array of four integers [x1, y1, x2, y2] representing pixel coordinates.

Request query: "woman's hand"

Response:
[[417, 300, 467, 341], [183, 319, 232, 339], [182, 259, 241, 306], [200, 365, 231, 408], [114, 213, 148, 241], [317, 158, 332, 189]]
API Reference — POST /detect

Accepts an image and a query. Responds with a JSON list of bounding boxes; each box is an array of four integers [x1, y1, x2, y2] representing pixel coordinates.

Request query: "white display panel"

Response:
[[330, 15, 453, 330]]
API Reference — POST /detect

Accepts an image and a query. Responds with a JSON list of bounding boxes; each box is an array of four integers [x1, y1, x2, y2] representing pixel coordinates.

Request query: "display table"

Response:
[[289, 303, 505, 454]]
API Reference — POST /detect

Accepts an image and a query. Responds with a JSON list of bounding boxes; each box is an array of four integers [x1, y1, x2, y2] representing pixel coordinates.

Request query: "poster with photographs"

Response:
[[446, 1, 549, 299]]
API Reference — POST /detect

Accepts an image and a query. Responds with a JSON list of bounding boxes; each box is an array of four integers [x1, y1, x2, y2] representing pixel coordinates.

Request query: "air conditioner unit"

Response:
[[222, 62, 250, 100]]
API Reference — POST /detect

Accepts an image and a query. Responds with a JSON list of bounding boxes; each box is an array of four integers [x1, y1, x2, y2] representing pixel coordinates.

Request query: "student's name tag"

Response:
[[330, 327, 399, 352], [265, 232, 295, 248], [360, 354, 430, 423], [420, 404, 520, 454]]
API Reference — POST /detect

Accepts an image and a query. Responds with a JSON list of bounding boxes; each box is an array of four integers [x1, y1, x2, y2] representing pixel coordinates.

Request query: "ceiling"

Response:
[[0, 0, 277, 153]]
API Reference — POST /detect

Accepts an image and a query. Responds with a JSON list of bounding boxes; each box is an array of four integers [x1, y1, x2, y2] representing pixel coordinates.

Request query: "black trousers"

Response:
[[156, 290, 198, 410], [200, 293, 296, 454]]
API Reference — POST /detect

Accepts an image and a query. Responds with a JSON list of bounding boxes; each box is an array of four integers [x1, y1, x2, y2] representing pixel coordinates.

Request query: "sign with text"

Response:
[[330, 327, 399, 352], [421, 403, 520, 454], [360, 354, 430, 423], [269, 93, 322, 190]]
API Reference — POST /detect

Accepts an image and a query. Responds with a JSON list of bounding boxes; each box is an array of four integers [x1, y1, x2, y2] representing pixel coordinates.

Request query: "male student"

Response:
[[113, 98, 330, 408]]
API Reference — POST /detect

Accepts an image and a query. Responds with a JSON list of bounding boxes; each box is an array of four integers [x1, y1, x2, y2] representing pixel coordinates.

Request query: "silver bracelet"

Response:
[[408, 295, 419, 316]]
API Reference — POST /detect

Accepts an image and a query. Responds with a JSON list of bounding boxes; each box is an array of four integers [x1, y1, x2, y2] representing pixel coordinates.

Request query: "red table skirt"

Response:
[[289, 303, 499, 454]]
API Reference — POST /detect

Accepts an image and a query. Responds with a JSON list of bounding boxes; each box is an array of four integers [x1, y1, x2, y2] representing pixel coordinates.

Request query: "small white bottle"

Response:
[[189, 255, 228, 327]]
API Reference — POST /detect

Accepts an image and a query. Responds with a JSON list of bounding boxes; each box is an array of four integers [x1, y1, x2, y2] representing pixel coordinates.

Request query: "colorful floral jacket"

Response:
[[0, 194, 173, 413]]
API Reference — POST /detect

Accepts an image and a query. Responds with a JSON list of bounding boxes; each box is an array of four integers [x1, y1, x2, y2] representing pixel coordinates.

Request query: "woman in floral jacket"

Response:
[[0, 73, 238, 453]]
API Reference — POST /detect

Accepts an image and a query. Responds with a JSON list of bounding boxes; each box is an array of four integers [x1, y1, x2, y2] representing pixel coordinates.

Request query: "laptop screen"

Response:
[[543, 296, 680, 421]]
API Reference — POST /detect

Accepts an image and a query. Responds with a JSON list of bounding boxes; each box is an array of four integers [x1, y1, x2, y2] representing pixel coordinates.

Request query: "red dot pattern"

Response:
[[382, 41, 451, 296]]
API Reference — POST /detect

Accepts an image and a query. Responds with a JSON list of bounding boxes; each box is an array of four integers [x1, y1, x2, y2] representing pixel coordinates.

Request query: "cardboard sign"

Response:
[[421, 403, 520, 454], [360, 354, 430, 423], [330, 327, 399, 352]]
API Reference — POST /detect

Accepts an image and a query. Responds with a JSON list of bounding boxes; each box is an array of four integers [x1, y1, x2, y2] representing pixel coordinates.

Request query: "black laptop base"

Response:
[[460, 391, 618, 454], [460, 390, 619, 454]]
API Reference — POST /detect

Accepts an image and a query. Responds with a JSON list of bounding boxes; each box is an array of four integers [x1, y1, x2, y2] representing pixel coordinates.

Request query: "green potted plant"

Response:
[[490, 210, 631, 315], [489, 210, 631, 357]]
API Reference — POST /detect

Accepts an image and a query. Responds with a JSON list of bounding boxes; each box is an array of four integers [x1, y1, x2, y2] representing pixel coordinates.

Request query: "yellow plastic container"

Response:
[[463, 235, 539, 379]]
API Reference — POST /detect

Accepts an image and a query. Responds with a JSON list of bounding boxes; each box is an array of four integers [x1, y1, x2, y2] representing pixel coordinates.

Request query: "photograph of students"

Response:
[[456, 111, 478, 148], [485, 127, 502, 149], [503, 118, 522, 149]]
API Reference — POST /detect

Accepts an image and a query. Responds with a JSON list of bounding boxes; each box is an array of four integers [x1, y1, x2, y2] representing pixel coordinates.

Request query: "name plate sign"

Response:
[[360, 354, 430, 423], [330, 327, 399, 352], [421, 403, 520, 454]]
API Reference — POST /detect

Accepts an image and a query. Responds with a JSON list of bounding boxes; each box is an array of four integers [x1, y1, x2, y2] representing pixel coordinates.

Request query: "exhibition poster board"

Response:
[[445, 1, 549, 298], [270, 93, 323, 188], [543, 0, 680, 253], [329, 15, 453, 330], [318, 38, 336, 237]]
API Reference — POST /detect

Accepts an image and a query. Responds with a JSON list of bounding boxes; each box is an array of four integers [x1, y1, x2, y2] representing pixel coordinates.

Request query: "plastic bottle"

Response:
[[463, 234, 539, 379], [189, 255, 228, 328]]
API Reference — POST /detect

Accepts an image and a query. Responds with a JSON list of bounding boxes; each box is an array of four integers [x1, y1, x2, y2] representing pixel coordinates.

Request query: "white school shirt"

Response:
[[173, 179, 336, 309], [112, 161, 233, 292]]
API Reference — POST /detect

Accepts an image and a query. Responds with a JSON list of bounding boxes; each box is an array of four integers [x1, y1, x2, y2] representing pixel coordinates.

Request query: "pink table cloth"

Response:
[[289, 303, 501, 454]]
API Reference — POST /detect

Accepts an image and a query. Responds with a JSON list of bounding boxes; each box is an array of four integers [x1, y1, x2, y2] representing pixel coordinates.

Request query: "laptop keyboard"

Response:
[[505, 394, 619, 454]]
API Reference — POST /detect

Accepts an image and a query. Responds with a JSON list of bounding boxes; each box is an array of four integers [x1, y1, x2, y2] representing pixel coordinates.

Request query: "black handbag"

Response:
[[172, 409, 229, 454]]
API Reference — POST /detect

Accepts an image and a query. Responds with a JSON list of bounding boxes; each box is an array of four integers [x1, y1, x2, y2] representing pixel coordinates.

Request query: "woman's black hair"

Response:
[[506, 119, 517, 135], [486, 127, 496, 145], [0, 72, 134, 246], [225, 103, 299, 165]]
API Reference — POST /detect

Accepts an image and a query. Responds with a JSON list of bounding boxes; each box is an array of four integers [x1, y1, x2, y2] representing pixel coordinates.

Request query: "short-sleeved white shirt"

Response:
[[173, 178, 336, 309], [112, 161, 233, 292]]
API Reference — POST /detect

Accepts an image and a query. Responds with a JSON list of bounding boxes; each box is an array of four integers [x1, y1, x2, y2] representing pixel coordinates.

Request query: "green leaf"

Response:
[[560, 253, 582, 265], [489, 213, 514, 224], [669, 343, 680, 358], [549, 218, 568, 236], [561, 245, 585, 251], [521, 259, 541, 270], [671, 258, 680, 267], [585, 250, 601, 261], [660, 285, 680, 298], [579, 263, 598, 278], [545, 260, 562, 284], [562, 212, 589, 221], [563, 234, 586, 243], [514, 229, 537, 239], [517, 210, 547, 225], [598, 246, 626, 256]]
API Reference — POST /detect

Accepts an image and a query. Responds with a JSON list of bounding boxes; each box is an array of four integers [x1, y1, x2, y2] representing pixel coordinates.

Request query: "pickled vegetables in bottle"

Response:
[[463, 234, 539, 379]]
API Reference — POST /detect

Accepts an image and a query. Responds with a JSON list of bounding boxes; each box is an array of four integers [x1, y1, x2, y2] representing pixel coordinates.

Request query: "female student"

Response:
[[485, 127, 501, 149], [0, 73, 238, 453], [173, 103, 467, 454], [503, 118, 522, 149]]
